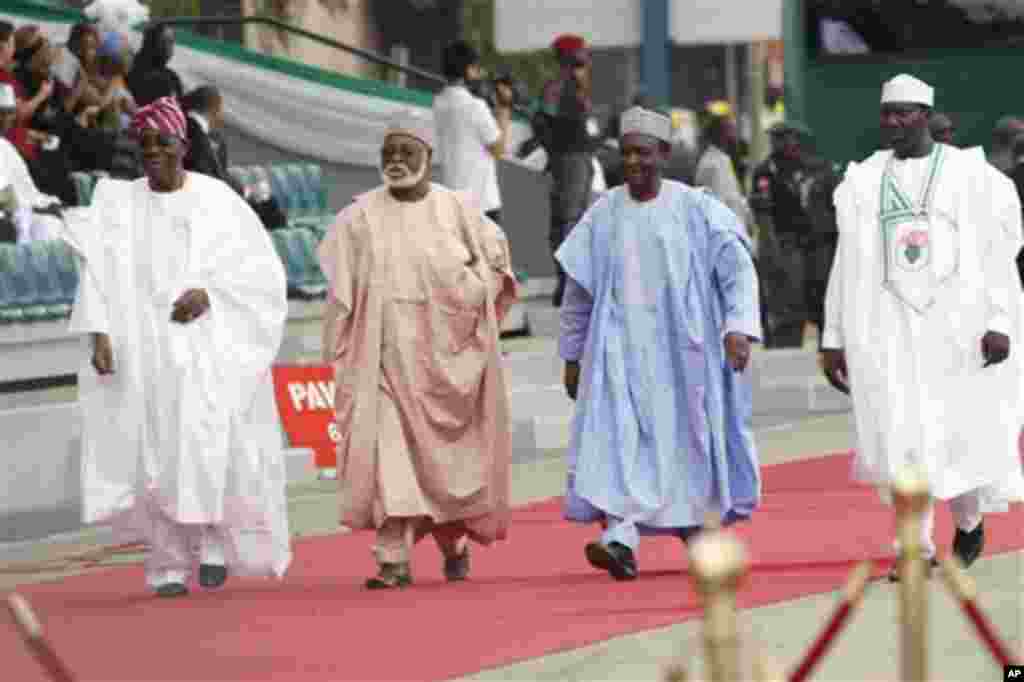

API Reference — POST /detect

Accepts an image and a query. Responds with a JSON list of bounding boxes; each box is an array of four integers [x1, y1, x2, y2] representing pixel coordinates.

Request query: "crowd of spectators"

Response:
[[0, 19, 285, 245]]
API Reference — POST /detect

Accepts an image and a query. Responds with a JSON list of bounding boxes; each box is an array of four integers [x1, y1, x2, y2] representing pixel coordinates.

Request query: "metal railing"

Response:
[[153, 15, 447, 89]]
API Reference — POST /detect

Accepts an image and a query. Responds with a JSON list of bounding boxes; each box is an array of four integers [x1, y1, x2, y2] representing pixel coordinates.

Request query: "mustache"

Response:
[[384, 163, 411, 173]]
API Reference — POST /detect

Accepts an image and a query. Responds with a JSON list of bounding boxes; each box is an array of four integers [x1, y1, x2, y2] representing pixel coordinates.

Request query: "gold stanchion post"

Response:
[[689, 523, 748, 682], [891, 468, 931, 682]]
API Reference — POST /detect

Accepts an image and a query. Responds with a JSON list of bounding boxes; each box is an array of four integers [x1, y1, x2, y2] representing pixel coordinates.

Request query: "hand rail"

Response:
[[151, 14, 448, 87]]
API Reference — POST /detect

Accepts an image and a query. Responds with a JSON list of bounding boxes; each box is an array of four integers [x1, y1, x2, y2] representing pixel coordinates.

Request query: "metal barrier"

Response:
[[664, 467, 1022, 681]]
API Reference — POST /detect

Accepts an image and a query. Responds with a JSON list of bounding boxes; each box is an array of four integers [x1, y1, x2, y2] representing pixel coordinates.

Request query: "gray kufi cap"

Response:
[[619, 106, 673, 144], [384, 108, 435, 150]]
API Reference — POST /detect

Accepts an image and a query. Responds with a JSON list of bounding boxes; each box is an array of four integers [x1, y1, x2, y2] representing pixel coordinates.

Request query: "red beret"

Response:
[[551, 34, 586, 55]]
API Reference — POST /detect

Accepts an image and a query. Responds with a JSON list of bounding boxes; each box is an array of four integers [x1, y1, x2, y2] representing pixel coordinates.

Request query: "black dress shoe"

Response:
[[585, 541, 638, 581], [953, 522, 985, 568], [887, 557, 939, 583], [443, 548, 470, 582], [155, 582, 189, 598], [199, 564, 228, 589], [678, 526, 703, 545]]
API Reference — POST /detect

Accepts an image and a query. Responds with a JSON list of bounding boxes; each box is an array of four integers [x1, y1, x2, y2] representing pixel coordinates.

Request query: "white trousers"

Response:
[[145, 513, 228, 589], [894, 490, 984, 559]]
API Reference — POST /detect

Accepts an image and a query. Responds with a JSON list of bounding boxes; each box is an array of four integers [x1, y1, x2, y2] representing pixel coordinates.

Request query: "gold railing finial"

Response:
[[891, 463, 932, 682], [689, 526, 748, 682]]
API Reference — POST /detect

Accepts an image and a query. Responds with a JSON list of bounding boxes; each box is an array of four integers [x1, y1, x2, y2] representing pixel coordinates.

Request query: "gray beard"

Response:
[[380, 162, 427, 189]]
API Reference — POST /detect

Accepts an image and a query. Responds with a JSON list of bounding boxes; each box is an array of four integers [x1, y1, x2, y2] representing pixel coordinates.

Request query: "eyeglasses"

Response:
[[136, 130, 180, 147]]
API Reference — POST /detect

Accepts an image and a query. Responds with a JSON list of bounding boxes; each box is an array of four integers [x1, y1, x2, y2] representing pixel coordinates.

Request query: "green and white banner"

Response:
[[1, 1, 532, 168]]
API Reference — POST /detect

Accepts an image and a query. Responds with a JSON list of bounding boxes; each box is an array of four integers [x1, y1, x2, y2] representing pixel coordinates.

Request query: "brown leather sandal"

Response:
[[365, 562, 412, 589]]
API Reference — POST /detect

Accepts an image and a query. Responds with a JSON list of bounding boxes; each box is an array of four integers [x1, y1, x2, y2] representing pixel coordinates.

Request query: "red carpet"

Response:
[[3, 452, 1023, 682]]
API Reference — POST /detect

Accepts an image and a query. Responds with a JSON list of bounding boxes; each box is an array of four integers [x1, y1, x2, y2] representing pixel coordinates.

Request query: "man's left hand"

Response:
[[171, 289, 210, 324], [724, 332, 752, 372], [981, 330, 1010, 368]]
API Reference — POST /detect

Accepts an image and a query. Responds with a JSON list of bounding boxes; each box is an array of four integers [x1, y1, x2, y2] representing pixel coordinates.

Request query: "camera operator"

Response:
[[540, 34, 597, 307], [433, 40, 512, 225]]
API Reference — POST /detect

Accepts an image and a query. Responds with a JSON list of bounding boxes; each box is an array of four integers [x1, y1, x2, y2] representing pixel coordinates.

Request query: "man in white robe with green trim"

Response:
[[823, 74, 1024, 579]]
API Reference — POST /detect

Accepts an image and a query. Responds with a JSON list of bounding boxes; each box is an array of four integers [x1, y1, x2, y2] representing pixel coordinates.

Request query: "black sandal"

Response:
[[365, 562, 412, 589]]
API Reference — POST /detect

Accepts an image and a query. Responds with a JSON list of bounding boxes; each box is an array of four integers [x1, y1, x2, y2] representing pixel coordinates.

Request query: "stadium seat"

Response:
[[282, 164, 315, 220], [270, 228, 306, 298], [49, 240, 80, 306], [267, 165, 297, 218], [300, 163, 328, 216], [70, 171, 97, 206], [0, 244, 26, 323], [292, 227, 327, 298], [2, 243, 43, 321], [21, 242, 69, 320]]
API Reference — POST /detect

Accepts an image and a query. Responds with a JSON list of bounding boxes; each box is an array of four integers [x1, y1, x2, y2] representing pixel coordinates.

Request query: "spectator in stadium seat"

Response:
[[64, 96, 292, 598], [93, 31, 137, 134], [3, 24, 54, 165], [52, 22, 112, 117], [127, 23, 183, 107], [0, 83, 64, 242]]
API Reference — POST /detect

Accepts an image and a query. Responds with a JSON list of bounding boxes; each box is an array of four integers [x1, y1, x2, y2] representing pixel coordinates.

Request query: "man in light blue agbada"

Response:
[[557, 106, 762, 580]]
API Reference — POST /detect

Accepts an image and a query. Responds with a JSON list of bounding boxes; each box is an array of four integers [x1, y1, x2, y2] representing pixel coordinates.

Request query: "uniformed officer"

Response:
[[749, 122, 842, 348]]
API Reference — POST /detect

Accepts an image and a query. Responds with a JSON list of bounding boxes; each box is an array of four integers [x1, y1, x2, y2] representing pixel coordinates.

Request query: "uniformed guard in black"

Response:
[[750, 123, 841, 348]]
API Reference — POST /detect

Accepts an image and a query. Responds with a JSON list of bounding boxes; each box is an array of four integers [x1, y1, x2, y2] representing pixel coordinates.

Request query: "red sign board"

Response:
[[272, 365, 338, 469]]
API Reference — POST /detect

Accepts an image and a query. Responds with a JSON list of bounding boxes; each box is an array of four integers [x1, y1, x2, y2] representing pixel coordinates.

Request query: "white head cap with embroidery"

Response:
[[384, 108, 435, 150], [881, 74, 934, 107], [620, 106, 673, 144]]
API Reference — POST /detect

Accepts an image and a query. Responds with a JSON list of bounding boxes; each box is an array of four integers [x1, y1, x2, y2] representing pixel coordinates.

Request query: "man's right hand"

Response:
[[564, 361, 580, 401], [821, 348, 849, 395], [92, 333, 114, 375]]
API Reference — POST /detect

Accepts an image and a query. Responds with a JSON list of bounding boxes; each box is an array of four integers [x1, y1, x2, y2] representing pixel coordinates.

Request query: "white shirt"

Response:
[[432, 84, 502, 213], [188, 111, 210, 135]]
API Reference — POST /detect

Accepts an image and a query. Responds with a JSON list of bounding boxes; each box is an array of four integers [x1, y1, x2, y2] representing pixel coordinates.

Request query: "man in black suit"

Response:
[[181, 85, 286, 229], [181, 86, 232, 186]]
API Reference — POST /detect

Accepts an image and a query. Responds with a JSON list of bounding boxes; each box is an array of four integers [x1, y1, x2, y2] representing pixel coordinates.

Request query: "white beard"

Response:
[[380, 162, 427, 189]]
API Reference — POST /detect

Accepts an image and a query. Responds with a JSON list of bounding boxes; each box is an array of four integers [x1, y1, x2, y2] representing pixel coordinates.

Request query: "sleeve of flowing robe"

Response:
[[980, 164, 1023, 337], [66, 179, 112, 337], [559, 277, 593, 362], [702, 192, 762, 342], [822, 168, 857, 350], [317, 204, 358, 365], [196, 182, 288, 413], [459, 193, 519, 323]]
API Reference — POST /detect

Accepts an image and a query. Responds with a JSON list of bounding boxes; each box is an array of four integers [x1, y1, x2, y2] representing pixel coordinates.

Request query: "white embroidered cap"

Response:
[[881, 74, 934, 107], [620, 106, 673, 144], [0, 84, 16, 111], [384, 108, 435, 150]]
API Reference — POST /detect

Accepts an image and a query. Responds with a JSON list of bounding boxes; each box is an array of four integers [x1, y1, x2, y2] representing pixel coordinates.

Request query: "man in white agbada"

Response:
[[63, 96, 292, 597], [823, 74, 1024, 580], [0, 83, 64, 242]]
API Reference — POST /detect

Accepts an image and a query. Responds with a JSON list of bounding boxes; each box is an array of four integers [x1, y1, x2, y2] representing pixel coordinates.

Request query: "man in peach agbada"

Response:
[[317, 109, 518, 589]]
